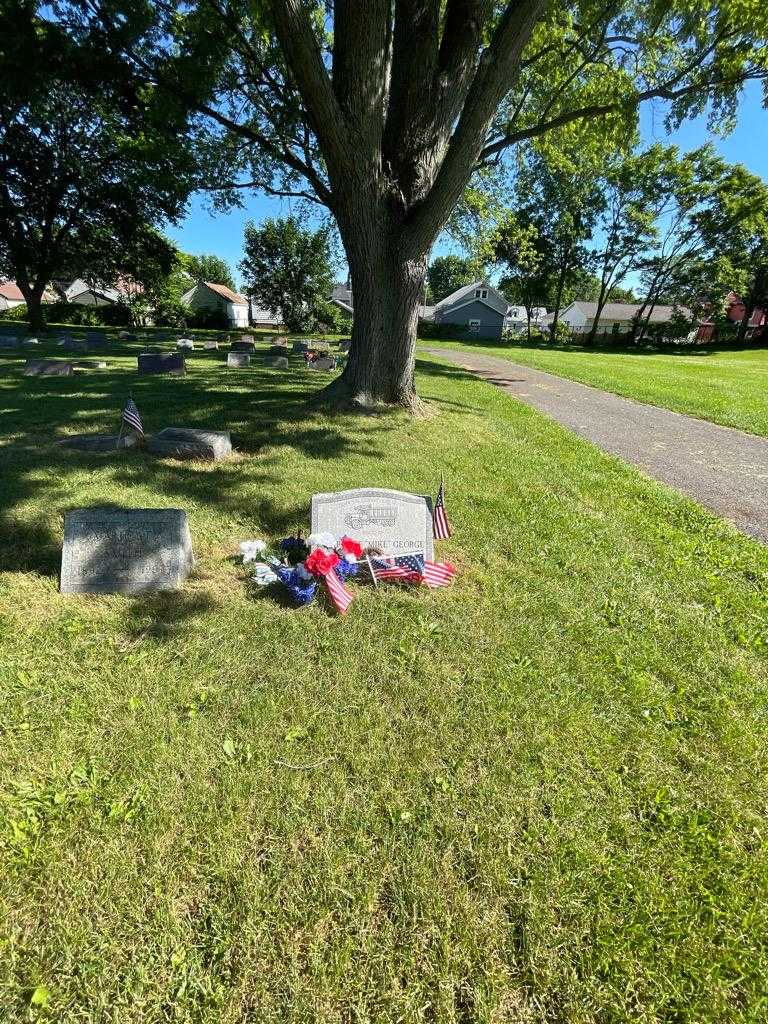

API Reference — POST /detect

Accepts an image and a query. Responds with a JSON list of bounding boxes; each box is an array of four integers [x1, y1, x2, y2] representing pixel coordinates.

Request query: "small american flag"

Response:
[[122, 397, 144, 436], [421, 560, 456, 588], [368, 553, 425, 583], [324, 567, 354, 614], [432, 475, 452, 540]]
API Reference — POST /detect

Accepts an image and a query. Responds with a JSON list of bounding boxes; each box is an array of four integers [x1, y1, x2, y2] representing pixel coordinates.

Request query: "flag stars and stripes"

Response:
[[432, 474, 452, 540], [122, 397, 144, 436]]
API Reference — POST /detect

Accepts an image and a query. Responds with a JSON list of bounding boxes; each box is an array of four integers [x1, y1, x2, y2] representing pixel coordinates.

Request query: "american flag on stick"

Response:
[[121, 397, 144, 436], [324, 567, 354, 614], [432, 474, 452, 540], [368, 553, 455, 588]]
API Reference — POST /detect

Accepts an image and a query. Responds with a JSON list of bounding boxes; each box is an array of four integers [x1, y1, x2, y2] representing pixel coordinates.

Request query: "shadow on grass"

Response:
[[124, 591, 220, 640], [0, 354, 470, 577]]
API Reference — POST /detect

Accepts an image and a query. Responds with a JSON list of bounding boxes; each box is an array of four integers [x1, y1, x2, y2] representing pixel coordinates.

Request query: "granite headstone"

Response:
[[227, 351, 250, 368], [138, 351, 185, 376], [231, 340, 255, 353], [204, 339, 219, 350], [266, 356, 289, 369], [311, 488, 434, 560], [307, 356, 337, 371], [24, 359, 74, 377], [147, 427, 232, 462], [60, 507, 194, 594]]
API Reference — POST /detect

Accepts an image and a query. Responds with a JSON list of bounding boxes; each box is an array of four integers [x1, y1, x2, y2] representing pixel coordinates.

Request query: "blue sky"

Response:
[[165, 81, 767, 287]]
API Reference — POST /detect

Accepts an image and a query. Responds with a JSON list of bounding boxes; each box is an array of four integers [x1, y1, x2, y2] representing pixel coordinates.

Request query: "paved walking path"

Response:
[[423, 348, 768, 544]]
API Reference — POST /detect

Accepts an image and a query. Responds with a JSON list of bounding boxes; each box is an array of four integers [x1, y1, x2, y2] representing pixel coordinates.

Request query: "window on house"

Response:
[[468, 319, 481, 332], [474, 288, 488, 299]]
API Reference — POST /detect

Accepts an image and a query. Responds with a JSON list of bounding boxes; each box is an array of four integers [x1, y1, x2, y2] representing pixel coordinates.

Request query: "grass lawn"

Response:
[[2, 341, 768, 1022], [419, 338, 768, 438]]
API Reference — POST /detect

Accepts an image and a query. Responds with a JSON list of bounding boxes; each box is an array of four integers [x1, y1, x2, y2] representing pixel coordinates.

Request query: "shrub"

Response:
[[0, 303, 29, 321]]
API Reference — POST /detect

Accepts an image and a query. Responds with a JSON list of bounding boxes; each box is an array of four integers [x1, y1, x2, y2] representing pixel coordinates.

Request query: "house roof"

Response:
[[0, 281, 24, 301], [204, 281, 248, 305], [506, 305, 547, 322], [567, 301, 692, 322], [435, 280, 509, 317]]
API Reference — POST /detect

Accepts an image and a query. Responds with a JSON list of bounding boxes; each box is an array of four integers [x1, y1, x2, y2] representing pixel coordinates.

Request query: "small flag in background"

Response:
[[122, 397, 144, 436], [432, 474, 452, 540]]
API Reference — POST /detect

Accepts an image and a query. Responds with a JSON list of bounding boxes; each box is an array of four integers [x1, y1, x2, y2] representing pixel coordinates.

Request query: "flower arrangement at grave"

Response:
[[239, 528, 454, 615]]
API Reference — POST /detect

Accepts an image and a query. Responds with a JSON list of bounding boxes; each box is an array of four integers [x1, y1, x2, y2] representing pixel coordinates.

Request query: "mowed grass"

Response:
[[419, 338, 768, 438], [1, 341, 768, 1022]]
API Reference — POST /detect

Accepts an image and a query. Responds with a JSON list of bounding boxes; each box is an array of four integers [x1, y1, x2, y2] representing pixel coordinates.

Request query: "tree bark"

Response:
[[16, 278, 46, 333], [320, 218, 428, 411]]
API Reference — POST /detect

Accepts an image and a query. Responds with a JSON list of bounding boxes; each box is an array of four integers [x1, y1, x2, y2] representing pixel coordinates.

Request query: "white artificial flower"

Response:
[[342, 553, 358, 564], [307, 531, 337, 551], [239, 539, 268, 562]]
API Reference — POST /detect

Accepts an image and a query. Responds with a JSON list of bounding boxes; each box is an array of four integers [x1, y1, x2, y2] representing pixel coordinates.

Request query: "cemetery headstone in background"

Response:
[[24, 359, 74, 377], [308, 356, 337, 371], [177, 338, 196, 350], [227, 352, 250, 368], [148, 428, 233, 462], [204, 339, 219, 350], [338, 339, 351, 352], [71, 359, 108, 369], [293, 340, 309, 353], [138, 352, 186, 376], [0, 336, 19, 348], [59, 432, 138, 452], [266, 356, 289, 369], [60, 507, 195, 594], [231, 340, 255, 353], [312, 488, 434, 560]]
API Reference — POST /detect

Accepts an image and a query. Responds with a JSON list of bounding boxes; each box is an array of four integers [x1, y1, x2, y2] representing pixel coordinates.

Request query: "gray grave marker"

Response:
[[204, 339, 219, 350], [148, 427, 232, 461], [227, 351, 250, 368], [24, 359, 74, 377], [138, 351, 186, 376], [307, 356, 337, 371], [61, 507, 194, 594], [176, 338, 196, 350], [266, 356, 289, 369], [0, 336, 19, 348], [231, 340, 255, 352], [311, 488, 434, 560]]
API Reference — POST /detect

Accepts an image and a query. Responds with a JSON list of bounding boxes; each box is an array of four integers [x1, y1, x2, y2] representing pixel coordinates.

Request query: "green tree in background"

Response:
[[181, 253, 237, 291], [240, 216, 336, 333], [427, 255, 477, 303], [0, 2, 203, 332], [66, 0, 768, 409]]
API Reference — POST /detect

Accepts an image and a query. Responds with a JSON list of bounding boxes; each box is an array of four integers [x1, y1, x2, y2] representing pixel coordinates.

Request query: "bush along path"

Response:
[[422, 348, 768, 544]]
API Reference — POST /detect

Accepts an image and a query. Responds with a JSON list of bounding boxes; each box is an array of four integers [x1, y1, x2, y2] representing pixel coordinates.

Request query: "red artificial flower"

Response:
[[339, 536, 363, 558], [305, 548, 340, 577]]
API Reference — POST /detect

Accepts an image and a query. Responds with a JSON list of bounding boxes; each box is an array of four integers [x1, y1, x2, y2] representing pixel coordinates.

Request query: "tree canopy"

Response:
[[181, 253, 237, 291], [427, 255, 477, 302], [239, 215, 337, 333]]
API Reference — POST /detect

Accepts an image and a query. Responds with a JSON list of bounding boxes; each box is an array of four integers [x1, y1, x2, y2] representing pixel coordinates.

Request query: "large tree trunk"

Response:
[[318, 208, 429, 412], [17, 279, 46, 333]]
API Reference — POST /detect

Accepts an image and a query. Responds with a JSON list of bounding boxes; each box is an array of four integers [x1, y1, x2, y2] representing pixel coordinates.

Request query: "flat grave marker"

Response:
[[61, 507, 194, 594], [311, 487, 434, 560], [138, 351, 186, 376], [24, 359, 74, 377], [148, 427, 232, 462]]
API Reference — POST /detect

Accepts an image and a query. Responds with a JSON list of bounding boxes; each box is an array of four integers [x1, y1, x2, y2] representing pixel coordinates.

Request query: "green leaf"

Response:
[[30, 985, 50, 1008]]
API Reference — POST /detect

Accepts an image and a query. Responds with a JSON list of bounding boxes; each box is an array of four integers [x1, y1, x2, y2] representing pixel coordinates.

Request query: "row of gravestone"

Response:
[[60, 488, 434, 593]]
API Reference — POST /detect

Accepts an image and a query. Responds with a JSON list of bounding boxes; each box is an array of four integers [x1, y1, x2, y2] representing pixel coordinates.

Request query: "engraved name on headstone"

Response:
[[311, 488, 434, 560], [60, 508, 194, 594], [227, 351, 250, 368], [137, 351, 186, 376]]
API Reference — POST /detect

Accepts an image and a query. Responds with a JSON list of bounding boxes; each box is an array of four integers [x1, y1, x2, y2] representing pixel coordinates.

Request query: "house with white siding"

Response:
[[181, 281, 250, 328]]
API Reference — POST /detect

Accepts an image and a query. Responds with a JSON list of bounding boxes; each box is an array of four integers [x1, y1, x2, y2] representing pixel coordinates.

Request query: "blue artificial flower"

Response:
[[334, 558, 359, 580], [279, 535, 310, 565], [277, 565, 317, 605]]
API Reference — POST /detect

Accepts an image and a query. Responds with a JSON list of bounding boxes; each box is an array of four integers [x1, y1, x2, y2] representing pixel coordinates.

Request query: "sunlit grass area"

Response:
[[1, 340, 767, 1021], [419, 337, 768, 438]]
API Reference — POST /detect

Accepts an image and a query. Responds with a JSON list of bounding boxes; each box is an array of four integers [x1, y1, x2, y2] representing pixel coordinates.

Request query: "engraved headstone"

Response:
[[147, 427, 232, 461], [138, 351, 185, 376], [307, 356, 337, 371], [269, 344, 289, 356], [61, 507, 194, 594], [231, 340, 255, 352], [204, 339, 219, 350], [311, 488, 434, 560], [59, 432, 138, 452], [227, 351, 250, 368], [24, 359, 74, 377], [293, 340, 310, 353], [176, 337, 195, 350], [266, 356, 289, 369]]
